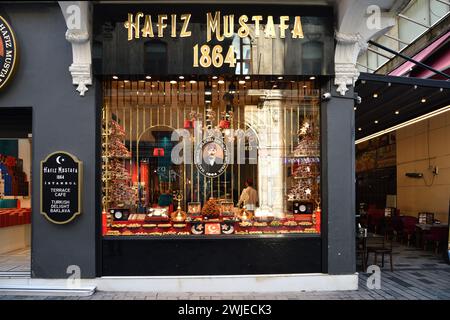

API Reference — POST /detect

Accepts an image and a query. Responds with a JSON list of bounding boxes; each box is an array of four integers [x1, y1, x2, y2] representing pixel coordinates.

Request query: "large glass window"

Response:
[[102, 77, 321, 236]]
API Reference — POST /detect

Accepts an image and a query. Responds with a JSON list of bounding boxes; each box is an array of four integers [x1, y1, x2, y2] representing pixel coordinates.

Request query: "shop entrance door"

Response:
[[0, 107, 32, 277]]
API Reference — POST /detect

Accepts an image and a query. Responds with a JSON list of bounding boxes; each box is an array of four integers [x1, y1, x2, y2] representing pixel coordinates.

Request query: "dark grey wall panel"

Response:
[[322, 81, 356, 274], [0, 4, 97, 278]]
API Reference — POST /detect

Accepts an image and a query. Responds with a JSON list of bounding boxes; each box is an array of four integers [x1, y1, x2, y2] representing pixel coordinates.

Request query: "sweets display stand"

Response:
[[102, 116, 137, 225], [105, 213, 319, 236]]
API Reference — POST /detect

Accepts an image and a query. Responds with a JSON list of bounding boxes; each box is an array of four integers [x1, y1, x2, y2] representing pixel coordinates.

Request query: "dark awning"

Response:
[[354, 72, 450, 142]]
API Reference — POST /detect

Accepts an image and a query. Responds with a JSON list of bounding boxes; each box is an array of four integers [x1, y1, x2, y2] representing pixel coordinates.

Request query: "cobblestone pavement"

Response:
[[1, 244, 449, 300]]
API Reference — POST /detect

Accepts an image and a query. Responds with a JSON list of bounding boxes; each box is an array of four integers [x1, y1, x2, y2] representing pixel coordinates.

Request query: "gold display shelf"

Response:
[[101, 155, 132, 160]]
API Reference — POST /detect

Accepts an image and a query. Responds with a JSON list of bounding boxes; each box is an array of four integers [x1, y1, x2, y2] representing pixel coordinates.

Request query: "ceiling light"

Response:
[[374, 120, 378, 124], [112, 76, 118, 80], [358, 128, 362, 131], [170, 80, 177, 85], [356, 105, 450, 144], [179, 76, 184, 80], [421, 98, 426, 103], [309, 76, 316, 80], [212, 76, 218, 80], [190, 80, 197, 84], [218, 80, 225, 84], [239, 80, 246, 85], [373, 93, 378, 98], [395, 111, 399, 115], [245, 76, 251, 80], [146, 76, 152, 80], [354, 107, 357, 111], [124, 80, 129, 83], [277, 76, 283, 80]]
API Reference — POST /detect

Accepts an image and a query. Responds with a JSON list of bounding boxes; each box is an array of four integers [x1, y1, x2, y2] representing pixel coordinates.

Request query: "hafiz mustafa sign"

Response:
[[125, 11, 304, 68], [41, 152, 82, 224], [0, 15, 18, 90]]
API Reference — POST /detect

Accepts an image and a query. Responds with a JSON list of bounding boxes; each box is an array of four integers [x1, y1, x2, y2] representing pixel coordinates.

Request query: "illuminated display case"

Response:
[[101, 77, 322, 237]]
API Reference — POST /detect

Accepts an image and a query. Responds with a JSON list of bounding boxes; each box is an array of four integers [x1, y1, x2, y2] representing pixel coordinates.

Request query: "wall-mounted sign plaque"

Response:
[[41, 151, 82, 224]]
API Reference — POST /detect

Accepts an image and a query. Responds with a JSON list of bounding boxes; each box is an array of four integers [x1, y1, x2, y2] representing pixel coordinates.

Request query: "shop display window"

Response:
[[102, 77, 321, 237]]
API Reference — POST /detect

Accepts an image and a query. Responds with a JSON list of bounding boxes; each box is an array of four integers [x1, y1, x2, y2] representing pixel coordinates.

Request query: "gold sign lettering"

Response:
[[157, 14, 168, 38], [180, 14, 192, 37], [238, 15, 250, 38], [141, 15, 154, 38], [223, 15, 234, 38], [124, 12, 306, 67], [124, 12, 143, 41], [292, 16, 304, 38], [251, 15, 263, 38], [171, 14, 177, 37], [264, 16, 276, 39], [206, 11, 224, 42], [279, 16, 289, 38]]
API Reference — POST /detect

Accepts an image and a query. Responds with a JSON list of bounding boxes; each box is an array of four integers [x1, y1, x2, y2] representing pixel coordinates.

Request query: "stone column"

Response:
[[255, 90, 285, 218]]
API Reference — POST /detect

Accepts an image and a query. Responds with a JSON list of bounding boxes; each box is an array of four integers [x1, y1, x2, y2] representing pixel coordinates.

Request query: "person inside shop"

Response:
[[158, 189, 173, 212], [237, 178, 258, 212]]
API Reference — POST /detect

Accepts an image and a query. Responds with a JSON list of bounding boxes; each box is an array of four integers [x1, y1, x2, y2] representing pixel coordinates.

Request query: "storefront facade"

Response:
[[0, 1, 397, 289]]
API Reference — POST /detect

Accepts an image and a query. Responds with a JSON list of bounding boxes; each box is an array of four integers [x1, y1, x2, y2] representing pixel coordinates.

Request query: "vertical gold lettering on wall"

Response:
[[292, 16, 304, 38], [171, 14, 177, 37], [125, 12, 143, 41], [279, 16, 290, 38], [180, 14, 192, 37], [264, 16, 276, 39], [141, 15, 154, 38], [251, 16, 263, 38], [206, 11, 224, 42], [158, 14, 168, 38], [238, 15, 250, 38], [223, 15, 234, 38]]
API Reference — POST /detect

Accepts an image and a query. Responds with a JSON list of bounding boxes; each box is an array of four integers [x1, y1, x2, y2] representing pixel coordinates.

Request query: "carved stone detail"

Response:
[[59, 1, 92, 96]]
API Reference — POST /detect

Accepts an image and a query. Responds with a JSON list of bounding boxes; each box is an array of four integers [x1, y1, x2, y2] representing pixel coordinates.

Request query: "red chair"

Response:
[[423, 226, 449, 254], [400, 216, 418, 246], [367, 207, 384, 233]]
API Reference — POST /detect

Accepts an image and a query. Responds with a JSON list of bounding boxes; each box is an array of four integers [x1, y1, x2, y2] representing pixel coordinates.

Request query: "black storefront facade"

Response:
[[0, 1, 358, 290]]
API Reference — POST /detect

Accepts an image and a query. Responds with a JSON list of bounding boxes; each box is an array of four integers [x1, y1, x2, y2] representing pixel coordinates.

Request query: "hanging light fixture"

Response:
[[153, 148, 165, 157], [228, 82, 236, 94], [205, 81, 212, 95]]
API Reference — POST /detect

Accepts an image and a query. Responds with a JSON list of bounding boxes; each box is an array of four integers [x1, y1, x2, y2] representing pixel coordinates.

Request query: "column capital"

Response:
[[334, 0, 396, 96], [59, 1, 92, 96]]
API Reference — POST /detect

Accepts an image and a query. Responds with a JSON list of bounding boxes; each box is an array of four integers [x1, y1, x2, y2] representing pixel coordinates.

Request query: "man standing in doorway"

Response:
[[238, 178, 258, 212]]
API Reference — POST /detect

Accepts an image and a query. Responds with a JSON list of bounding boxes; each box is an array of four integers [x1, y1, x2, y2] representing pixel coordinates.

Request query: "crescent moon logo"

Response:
[[56, 156, 62, 164]]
